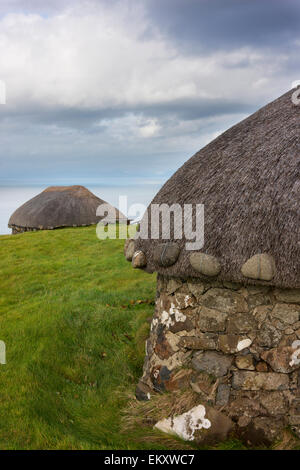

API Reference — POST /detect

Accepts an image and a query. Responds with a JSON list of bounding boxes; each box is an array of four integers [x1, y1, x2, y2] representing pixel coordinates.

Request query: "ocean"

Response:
[[0, 184, 161, 235]]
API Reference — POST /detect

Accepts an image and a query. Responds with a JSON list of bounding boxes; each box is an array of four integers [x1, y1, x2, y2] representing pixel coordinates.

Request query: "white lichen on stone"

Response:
[[154, 405, 211, 441], [160, 302, 187, 329], [237, 338, 252, 351], [178, 295, 193, 308], [151, 318, 159, 331], [289, 340, 300, 367]]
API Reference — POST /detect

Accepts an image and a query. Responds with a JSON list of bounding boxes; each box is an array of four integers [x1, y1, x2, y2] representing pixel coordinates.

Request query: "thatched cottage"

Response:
[[124, 89, 300, 445], [9, 185, 128, 234]]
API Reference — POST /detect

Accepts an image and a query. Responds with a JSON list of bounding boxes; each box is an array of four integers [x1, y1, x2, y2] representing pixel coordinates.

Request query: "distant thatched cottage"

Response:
[[9, 185, 128, 234], [124, 89, 300, 446]]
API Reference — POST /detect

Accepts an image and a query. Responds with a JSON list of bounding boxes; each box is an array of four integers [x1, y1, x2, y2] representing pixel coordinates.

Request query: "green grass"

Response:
[[0, 226, 257, 450], [0, 226, 159, 449]]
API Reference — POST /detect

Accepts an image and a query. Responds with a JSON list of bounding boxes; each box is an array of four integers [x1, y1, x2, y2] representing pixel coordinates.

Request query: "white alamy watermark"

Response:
[[96, 196, 204, 250], [291, 80, 300, 106], [0, 80, 6, 104], [0, 341, 6, 365]]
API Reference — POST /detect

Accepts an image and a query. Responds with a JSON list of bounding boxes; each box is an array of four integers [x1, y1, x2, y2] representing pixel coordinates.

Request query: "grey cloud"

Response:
[[144, 0, 300, 54], [0, 0, 299, 185], [0, 95, 254, 129], [0, 0, 76, 16]]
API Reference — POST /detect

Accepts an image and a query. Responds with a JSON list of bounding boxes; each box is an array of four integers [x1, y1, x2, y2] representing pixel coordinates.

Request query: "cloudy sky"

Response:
[[0, 0, 299, 186]]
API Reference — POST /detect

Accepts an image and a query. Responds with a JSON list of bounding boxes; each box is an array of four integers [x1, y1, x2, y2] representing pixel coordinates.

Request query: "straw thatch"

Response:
[[9, 185, 128, 231], [135, 89, 300, 288]]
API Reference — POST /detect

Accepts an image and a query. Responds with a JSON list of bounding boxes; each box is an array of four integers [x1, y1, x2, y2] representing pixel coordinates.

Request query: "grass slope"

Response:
[[0, 226, 159, 449]]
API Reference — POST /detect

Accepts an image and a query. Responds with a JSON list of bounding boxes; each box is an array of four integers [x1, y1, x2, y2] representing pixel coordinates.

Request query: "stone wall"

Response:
[[11, 226, 39, 235], [136, 275, 300, 445]]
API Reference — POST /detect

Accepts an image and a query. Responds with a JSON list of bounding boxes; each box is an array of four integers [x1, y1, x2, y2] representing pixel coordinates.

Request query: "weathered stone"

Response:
[[248, 346, 262, 361], [253, 305, 272, 325], [278, 334, 298, 348], [190, 372, 216, 397], [135, 381, 152, 401], [151, 365, 172, 392], [271, 303, 300, 325], [157, 294, 190, 330], [192, 351, 233, 377], [151, 350, 192, 376], [218, 335, 252, 354], [224, 281, 240, 290], [154, 404, 210, 441], [187, 281, 205, 298], [179, 334, 217, 350], [164, 369, 194, 392], [289, 397, 300, 426], [285, 327, 294, 335], [154, 336, 174, 360], [166, 278, 182, 294], [132, 250, 147, 268], [193, 407, 234, 445], [256, 323, 282, 348], [235, 355, 255, 370], [273, 319, 288, 331], [198, 306, 227, 332], [153, 243, 180, 267], [237, 415, 251, 427], [154, 329, 179, 360], [138, 275, 300, 446], [157, 274, 167, 293], [169, 318, 195, 333], [145, 338, 154, 357], [245, 285, 271, 295], [232, 371, 289, 391], [247, 293, 271, 310], [154, 404, 234, 445], [124, 239, 135, 261], [289, 369, 300, 389], [175, 328, 198, 337], [239, 417, 284, 446], [165, 331, 181, 352], [228, 397, 262, 420], [227, 313, 256, 334], [261, 343, 300, 374], [274, 289, 300, 304], [216, 384, 231, 406], [256, 361, 269, 372], [174, 292, 195, 309], [241, 253, 275, 281], [289, 415, 300, 426], [199, 288, 248, 314], [177, 283, 191, 295], [189, 253, 221, 277], [260, 391, 287, 416]]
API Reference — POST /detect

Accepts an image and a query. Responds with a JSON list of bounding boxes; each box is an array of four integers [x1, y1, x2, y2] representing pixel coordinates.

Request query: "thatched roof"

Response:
[[134, 89, 300, 288], [9, 185, 128, 230]]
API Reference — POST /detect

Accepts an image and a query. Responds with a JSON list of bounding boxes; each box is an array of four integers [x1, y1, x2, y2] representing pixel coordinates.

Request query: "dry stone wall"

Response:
[[136, 275, 300, 445], [11, 226, 39, 234]]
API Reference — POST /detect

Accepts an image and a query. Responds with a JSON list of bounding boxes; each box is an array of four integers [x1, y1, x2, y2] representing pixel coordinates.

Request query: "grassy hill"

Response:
[[0, 226, 161, 449]]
